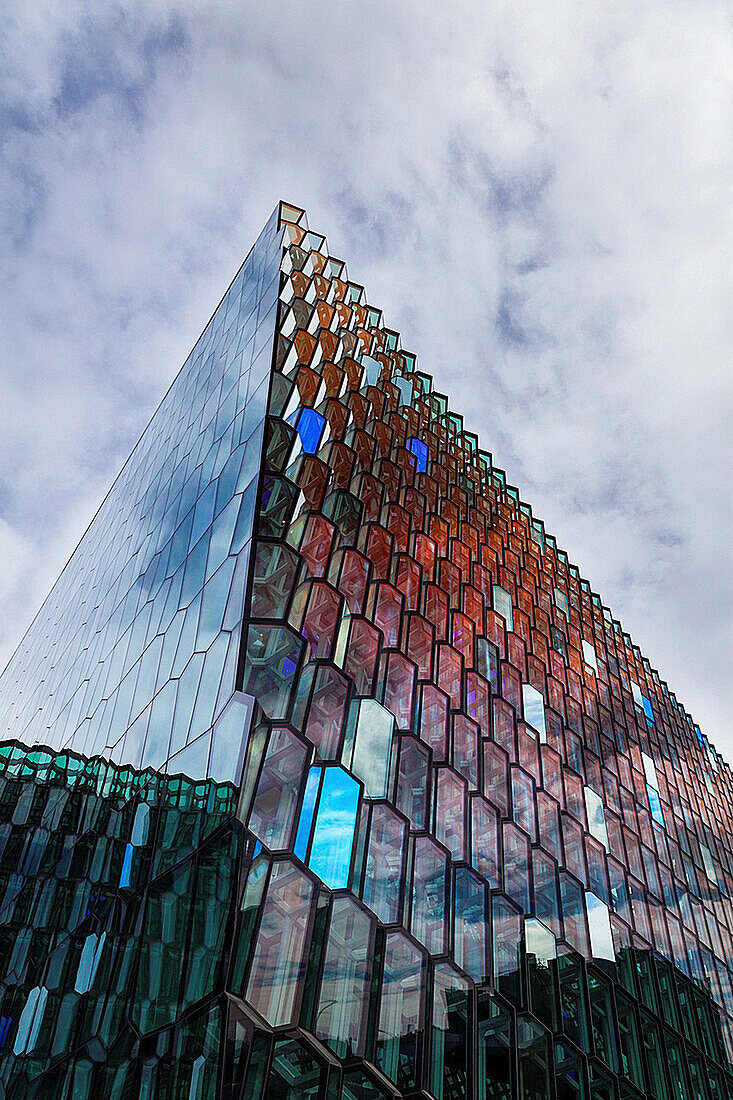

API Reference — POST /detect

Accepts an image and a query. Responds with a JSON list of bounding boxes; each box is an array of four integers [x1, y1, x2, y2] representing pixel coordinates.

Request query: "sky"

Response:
[[1, 1, 731, 759]]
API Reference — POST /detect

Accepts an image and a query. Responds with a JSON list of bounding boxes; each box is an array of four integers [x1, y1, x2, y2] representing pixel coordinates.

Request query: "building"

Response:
[[0, 201, 730, 1099]]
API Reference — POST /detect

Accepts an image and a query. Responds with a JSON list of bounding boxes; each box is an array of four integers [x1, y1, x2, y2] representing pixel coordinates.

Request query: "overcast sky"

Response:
[[1, 1, 731, 759]]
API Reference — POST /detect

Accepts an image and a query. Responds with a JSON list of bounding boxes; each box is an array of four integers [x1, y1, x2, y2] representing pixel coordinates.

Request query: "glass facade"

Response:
[[0, 200, 730, 1098]]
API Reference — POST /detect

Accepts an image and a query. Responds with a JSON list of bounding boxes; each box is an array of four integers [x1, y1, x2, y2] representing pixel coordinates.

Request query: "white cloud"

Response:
[[0, 0, 731, 755]]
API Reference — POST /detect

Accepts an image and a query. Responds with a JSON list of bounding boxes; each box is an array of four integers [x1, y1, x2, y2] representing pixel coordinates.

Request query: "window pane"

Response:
[[316, 895, 373, 1058], [362, 803, 406, 924], [411, 835, 448, 954], [521, 683, 547, 741], [376, 932, 425, 1090], [307, 765, 360, 890], [343, 698, 394, 798], [245, 861, 315, 1026], [248, 726, 309, 850], [429, 962, 470, 1100]]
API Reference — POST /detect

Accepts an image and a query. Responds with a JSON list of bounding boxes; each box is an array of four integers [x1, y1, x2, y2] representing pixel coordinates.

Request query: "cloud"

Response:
[[0, 0, 731, 757]]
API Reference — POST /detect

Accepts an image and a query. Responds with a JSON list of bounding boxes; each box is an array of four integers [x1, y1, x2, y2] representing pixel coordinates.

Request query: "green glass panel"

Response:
[[615, 992, 644, 1090], [588, 970, 619, 1072], [429, 962, 470, 1100], [315, 895, 373, 1059], [517, 1015, 553, 1100], [640, 1013, 671, 1100], [558, 953, 591, 1052], [132, 860, 194, 1033], [555, 1042, 589, 1100], [264, 1037, 329, 1099], [477, 992, 513, 1100], [375, 931, 424, 1091]]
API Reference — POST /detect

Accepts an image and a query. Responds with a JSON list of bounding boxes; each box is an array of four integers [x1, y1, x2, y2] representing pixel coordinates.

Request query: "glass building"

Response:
[[0, 201, 730, 1099]]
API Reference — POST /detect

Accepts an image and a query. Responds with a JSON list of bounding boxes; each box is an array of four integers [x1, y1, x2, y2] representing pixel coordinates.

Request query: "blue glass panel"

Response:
[[647, 783, 665, 828], [119, 842, 134, 889], [642, 695, 654, 723], [307, 766, 360, 890], [408, 437, 429, 473], [295, 407, 326, 454], [13, 987, 48, 1056], [294, 766, 322, 862], [74, 932, 106, 994]]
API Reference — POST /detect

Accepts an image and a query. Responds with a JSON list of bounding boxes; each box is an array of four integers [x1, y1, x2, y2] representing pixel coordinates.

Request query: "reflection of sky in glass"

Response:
[[581, 640, 598, 672], [700, 843, 717, 883], [492, 585, 513, 632], [647, 783, 665, 828], [349, 699, 394, 798], [584, 785, 609, 849], [361, 355, 381, 387], [294, 766, 321, 861], [308, 766, 360, 890], [521, 683, 547, 740], [554, 587, 569, 618], [0, 208, 281, 781], [585, 892, 615, 961], [525, 917, 556, 965], [633, 682, 655, 722], [641, 751, 658, 790], [393, 377, 413, 406], [294, 407, 326, 454]]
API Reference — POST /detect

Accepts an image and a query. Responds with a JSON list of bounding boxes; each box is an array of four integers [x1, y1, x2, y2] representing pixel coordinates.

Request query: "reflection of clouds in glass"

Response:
[[308, 766, 360, 890], [521, 683, 546, 740], [586, 892, 615, 962], [349, 699, 394, 798], [585, 785, 609, 849]]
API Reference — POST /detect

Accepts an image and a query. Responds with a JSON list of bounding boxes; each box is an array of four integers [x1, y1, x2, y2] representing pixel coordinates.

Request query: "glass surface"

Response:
[[454, 865, 487, 981], [376, 932, 425, 1090], [581, 640, 598, 672], [361, 803, 406, 924], [315, 895, 373, 1058], [0, 209, 281, 780], [492, 585, 514, 632], [342, 698, 394, 798], [477, 992, 514, 1100], [307, 765, 360, 890], [248, 726, 309, 850], [395, 736, 429, 829], [408, 437, 429, 473], [245, 860, 315, 1027], [429, 962, 470, 1100], [411, 835, 448, 954], [522, 683, 547, 740], [586, 891, 616, 962], [585, 785, 610, 849]]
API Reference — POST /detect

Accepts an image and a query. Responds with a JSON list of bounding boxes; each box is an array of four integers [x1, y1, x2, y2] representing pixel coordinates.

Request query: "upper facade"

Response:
[[0, 201, 730, 1100]]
